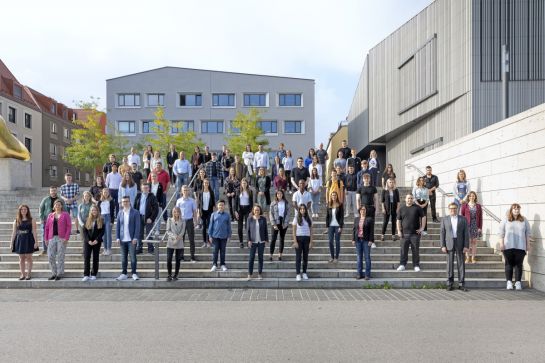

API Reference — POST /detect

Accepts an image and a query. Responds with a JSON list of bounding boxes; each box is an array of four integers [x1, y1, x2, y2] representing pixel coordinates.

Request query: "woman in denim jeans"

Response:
[[352, 206, 375, 280], [326, 191, 344, 263]]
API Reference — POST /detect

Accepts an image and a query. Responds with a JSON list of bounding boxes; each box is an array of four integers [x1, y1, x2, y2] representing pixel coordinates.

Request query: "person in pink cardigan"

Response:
[[44, 200, 72, 280], [460, 191, 483, 263]]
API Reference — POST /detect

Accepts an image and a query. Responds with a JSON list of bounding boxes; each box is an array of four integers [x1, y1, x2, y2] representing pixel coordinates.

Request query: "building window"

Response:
[[24, 137, 32, 153], [63, 128, 70, 139], [117, 94, 141, 107], [179, 94, 202, 107], [24, 113, 32, 128], [284, 120, 302, 134], [8, 107, 16, 123], [212, 94, 235, 107], [229, 121, 241, 134], [257, 120, 277, 134], [85, 173, 90, 182], [243, 93, 267, 107], [117, 121, 136, 134], [147, 93, 165, 107], [201, 121, 224, 134], [50, 122, 57, 134], [13, 85, 22, 99], [50, 103, 56, 114], [75, 171, 81, 180], [49, 165, 58, 178], [50, 143, 57, 157], [171, 120, 194, 133], [279, 93, 302, 106], [142, 120, 152, 134]]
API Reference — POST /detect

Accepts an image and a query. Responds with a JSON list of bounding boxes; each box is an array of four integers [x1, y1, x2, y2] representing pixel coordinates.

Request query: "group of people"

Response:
[[9, 140, 531, 290]]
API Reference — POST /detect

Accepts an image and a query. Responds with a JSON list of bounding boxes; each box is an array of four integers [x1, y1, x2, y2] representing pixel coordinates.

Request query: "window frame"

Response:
[[8, 106, 16, 123], [146, 93, 165, 107], [212, 93, 236, 108], [283, 120, 304, 134], [178, 93, 203, 108], [257, 120, 278, 135], [117, 120, 136, 134], [24, 137, 32, 153], [201, 120, 224, 134], [24, 113, 32, 129], [117, 93, 141, 108], [243, 93, 268, 107], [278, 93, 303, 107]]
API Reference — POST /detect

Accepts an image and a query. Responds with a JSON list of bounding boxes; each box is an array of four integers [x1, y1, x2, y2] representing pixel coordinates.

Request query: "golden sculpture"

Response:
[[0, 115, 31, 161]]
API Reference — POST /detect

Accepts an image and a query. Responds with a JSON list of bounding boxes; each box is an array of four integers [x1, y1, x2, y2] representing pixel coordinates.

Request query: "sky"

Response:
[[1, 0, 432, 145]]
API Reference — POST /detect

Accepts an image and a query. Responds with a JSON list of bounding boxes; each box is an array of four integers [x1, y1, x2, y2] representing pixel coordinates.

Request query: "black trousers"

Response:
[[382, 204, 397, 235], [270, 219, 288, 255], [182, 219, 196, 259], [365, 204, 375, 219], [227, 196, 235, 219], [167, 248, 183, 277], [429, 193, 437, 220], [201, 209, 212, 243], [83, 241, 101, 277], [285, 170, 292, 191], [295, 236, 310, 274], [447, 245, 465, 286], [138, 216, 154, 253], [237, 205, 251, 243], [248, 242, 265, 275], [400, 234, 420, 267], [416, 200, 428, 231], [503, 249, 526, 282]]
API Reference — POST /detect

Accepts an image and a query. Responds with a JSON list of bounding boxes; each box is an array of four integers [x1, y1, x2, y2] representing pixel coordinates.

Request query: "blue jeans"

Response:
[[212, 238, 227, 267], [356, 238, 372, 278], [328, 226, 341, 259], [310, 192, 321, 215], [248, 242, 265, 275], [175, 173, 189, 199], [210, 177, 220, 202], [120, 241, 137, 275], [102, 214, 112, 251]]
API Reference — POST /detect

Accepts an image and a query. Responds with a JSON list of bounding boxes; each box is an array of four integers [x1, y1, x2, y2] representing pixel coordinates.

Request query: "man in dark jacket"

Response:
[[134, 183, 159, 254]]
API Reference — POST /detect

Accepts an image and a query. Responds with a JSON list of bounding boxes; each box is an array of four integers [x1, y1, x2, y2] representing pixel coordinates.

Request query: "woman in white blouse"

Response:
[[242, 144, 254, 179]]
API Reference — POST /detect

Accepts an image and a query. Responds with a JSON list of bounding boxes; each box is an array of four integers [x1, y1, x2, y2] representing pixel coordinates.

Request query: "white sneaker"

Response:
[[414, 266, 421, 272], [397, 265, 406, 272], [302, 273, 309, 280], [371, 243, 377, 248], [506, 281, 513, 290], [221, 265, 228, 272], [296, 274, 302, 281], [210, 265, 217, 272], [421, 231, 428, 236], [90, 276, 97, 281], [514, 281, 522, 290], [344, 213, 349, 218], [132, 273, 139, 281], [314, 214, 318, 218], [82, 276, 89, 282], [116, 274, 128, 281]]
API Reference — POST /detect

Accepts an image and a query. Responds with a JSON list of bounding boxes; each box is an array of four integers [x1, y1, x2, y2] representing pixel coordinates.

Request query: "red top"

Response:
[[461, 203, 483, 229], [148, 169, 170, 192]]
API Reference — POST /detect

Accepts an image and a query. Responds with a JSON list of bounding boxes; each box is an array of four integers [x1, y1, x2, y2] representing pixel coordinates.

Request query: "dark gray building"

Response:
[[347, 0, 545, 184]]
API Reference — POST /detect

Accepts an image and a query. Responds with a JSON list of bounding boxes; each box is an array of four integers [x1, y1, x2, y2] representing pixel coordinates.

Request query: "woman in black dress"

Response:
[[10, 205, 38, 280]]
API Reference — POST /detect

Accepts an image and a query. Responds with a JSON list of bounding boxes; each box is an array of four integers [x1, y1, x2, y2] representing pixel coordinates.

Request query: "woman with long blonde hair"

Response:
[[82, 205, 104, 281]]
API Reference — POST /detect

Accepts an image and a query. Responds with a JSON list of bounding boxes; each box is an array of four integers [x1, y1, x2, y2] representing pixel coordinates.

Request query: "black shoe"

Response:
[[356, 275, 363, 280], [148, 251, 154, 255], [278, 256, 282, 261], [172, 275, 179, 281], [446, 285, 454, 291], [269, 256, 273, 261], [76, 230, 80, 234], [432, 219, 439, 223], [166, 275, 172, 282], [458, 285, 468, 292], [25, 276, 31, 280], [55, 275, 62, 281], [240, 243, 244, 248], [136, 250, 143, 255], [48, 275, 56, 281]]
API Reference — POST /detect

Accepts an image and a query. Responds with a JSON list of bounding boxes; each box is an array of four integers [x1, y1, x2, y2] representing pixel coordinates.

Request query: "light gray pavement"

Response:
[[1, 289, 544, 362]]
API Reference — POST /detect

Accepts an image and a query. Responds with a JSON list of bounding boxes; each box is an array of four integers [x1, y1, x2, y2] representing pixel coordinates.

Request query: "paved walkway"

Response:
[[1, 289, 544, 362]]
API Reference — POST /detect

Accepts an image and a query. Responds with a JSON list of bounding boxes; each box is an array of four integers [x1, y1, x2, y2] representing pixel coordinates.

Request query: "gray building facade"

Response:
[[106, 67, 315, 158], [347, 0, 545, 185]]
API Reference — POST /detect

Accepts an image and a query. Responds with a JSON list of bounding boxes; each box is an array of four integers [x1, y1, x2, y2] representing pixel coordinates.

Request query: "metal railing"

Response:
[[405, 163, 502, 223], [142, 171, 200, 279]]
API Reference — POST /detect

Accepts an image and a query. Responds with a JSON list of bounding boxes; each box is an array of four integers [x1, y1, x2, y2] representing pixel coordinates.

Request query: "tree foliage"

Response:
[[65, 98, 127, 176], [144, 107, 203, 158], [226, 108, 269, 156]]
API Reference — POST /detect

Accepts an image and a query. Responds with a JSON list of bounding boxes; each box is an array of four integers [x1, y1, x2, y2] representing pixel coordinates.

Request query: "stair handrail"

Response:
[[405, 163, 502, 223]]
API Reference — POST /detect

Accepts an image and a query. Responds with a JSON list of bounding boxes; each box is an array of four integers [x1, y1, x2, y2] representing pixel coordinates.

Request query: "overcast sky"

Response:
[[2, 0, 432, 145]]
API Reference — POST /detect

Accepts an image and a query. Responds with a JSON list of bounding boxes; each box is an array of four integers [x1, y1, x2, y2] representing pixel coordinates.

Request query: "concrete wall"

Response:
[[325, 125, 348, 179], [106, 67, 315, 159], [405, 103, 545, 291]]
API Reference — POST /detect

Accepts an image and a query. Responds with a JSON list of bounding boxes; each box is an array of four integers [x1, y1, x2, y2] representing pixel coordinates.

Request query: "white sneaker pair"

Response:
[[371, 243, 377, 248], [295, 273, 309, 281], [396, 265, 420, 272], [210, 265, 228, 272], [507, 281, 522, 290], [116, 273, 139, 281]]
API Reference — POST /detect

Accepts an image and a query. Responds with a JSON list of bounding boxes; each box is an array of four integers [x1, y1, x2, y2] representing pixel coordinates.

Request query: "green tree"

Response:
[[145, 106, 203, 157], [226, 108, 269, 156], [65, 99, 127, 177]]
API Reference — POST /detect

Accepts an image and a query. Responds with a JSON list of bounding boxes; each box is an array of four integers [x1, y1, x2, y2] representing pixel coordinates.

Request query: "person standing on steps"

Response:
[[396, 194, 425, 272], [344, 165, 358, 218], [235, 178, 253, 249], [147, 162, 170, 222], [424, 166, 439, 222], [292, 204, 313, 282], [81, 205, 104, 282], [97, 188, 114, 256], [356, 160, 370, 190], [247, 205, 268, 281], [381, 178, 400, 241], [282, 150, 294, 192], [326, 191, 344, 263], [208, 200, 232, 273], [197, 179, 216, 248], [440, 203, 470, 291], [461, 191, 483, 264], [60, 172, 80, 235], [325, 169, 345, 205], [165, 207, 185, 281], [315, 142, 329, 184], [38, 186, 66, 256], [175, 185, 198, 262], [105, 163, 122, 218], [102, 154, 119, 179], [242, 144, 254, 181], [337, 139, 351, 159], [308, 167, 322, 218], [381, 164, 397, 189], [115, 196, 141, 281], [499, 203, 531, 291], [352, 206, 374, 280], [134, 182, 159, 255], [204, 152, 223, 202], [77, 192, 93, 236], [291, 157, 310, 191], [44, 200, 72, 281], [166, 144, 178, 186], [346, 149, 361, 174], [255, 167, 271, 211], [269, 190, 291, 261], [412, 177, 429, 236], [10, 205, 38, 280], [367, 149, 380, 187], [173, 151, 192, 199], [356, 173, 377, 247], [127, 147, 141, 171], [253, 144, 269, 173], [119, 172, 137, 208], [333, 150, 347, 174], [453, 169, 471, 215], [292, 179, 312, 216], [131, 163, 143, 192], [89, 176, 106, 203], [224, 167, 240, 221], [149, 171, 165, 238]]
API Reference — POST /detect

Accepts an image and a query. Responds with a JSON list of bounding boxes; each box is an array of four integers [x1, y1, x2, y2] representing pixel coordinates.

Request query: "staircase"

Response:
[[0, 186, 520, 289]]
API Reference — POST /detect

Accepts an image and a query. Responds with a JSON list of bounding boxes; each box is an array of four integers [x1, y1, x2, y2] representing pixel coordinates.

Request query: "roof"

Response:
[[106, 66, 315, 82], [0, 59, 41, 111]]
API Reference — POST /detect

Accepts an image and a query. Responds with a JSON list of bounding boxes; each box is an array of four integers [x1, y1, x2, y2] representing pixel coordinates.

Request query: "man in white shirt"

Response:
[[292, 179, 312, 215], [173, 151, 192, 199], [127, 147, 141, 169], [115, 196, 141, 281], [440, 202, 470, 291], [253, 144, 269, 171], [176, 186, 198, 262]]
